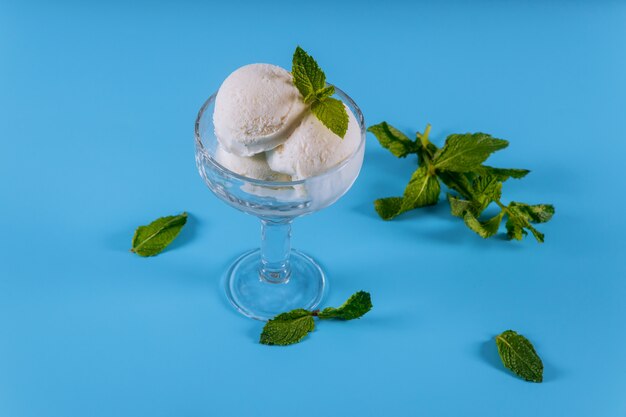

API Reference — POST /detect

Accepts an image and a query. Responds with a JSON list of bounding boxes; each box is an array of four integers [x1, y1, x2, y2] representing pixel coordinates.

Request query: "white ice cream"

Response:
[[214, 144, 291, 182], [266, 105, 362, 179], [213, 63, 306, 157]]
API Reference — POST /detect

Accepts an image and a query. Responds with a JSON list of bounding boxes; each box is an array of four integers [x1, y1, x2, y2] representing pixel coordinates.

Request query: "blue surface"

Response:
[[1, 1, 625, 416]]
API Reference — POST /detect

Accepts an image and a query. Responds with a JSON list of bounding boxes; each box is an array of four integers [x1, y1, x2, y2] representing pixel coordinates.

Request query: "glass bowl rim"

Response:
[[194, 85, 366, 187]]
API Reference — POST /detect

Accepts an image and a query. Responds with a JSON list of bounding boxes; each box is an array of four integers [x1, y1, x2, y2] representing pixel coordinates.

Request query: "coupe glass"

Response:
[[194, 86, 365, 320]]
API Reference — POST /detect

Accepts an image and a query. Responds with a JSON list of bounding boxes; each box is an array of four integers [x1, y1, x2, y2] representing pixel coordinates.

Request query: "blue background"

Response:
[[1, 1, 625, 416]]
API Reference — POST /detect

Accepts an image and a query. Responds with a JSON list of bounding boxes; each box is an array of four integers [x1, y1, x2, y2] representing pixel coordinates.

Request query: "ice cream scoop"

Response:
[[213, 63, 306, 157], [214, 144, 291, 182], [266, 105, 362, 179]]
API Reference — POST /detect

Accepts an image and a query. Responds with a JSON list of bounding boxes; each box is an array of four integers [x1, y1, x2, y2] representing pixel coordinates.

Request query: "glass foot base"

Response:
[[225, 249, 327, 321]]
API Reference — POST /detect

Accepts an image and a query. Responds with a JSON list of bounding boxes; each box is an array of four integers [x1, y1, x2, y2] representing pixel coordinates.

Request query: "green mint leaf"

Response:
[[505, 215, 527, 241], [447, 194, 472, 217], [260, 309, 315, 346], [526, 224, 545, 243], [495, 330, 544, 382], [505, 204, 531, 241], [131, 212, 188, 257], [433, 133, 509, 172], [477, 166, 530, 181], [377, 166, 441, 220], [445, 174, 502, 218], [292, 46, 326, 103], [470, 175, 503, 214], [311, 98, 349, 139], [400, 166, 441, 212], [367, 122, 418, 158], [318, 291, 373, 320], [472, 175, 502, 199], [506, 211, 544, 242], [437, 171, 476, 199], [316, 85, 335, 100], [374, 197, 404, 220], [506, 203, 549, 243], [463, 211, 504, 238], [509, 202, 555, 224]]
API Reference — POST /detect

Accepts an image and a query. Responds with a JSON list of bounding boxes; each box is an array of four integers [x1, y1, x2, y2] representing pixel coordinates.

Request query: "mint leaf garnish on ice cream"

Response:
[[291, 46, 349, 139], [291, 46, 327, 102], [260, 291, 372, 346], [368, 122, 554, 242], [310, 98, 349, 139]]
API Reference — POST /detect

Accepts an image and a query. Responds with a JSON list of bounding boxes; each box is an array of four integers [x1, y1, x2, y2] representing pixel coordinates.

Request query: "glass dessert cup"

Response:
[[195, 87, 365, 321]]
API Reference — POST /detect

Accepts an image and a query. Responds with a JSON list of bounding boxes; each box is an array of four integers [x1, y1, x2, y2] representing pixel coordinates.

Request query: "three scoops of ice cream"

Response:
[[213, 63, 361, 182]]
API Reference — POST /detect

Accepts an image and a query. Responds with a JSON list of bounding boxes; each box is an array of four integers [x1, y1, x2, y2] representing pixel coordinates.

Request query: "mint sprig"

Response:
[[292, 46, 348, 139], [368, 122, 554, 242], [496, 330, 544, 382], [131, 212, 188, 256], [260, 291, 372, 346]]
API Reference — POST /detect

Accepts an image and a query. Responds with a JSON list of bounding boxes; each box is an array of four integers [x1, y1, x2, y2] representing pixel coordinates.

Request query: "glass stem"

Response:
[[259, 218, 293, 284]]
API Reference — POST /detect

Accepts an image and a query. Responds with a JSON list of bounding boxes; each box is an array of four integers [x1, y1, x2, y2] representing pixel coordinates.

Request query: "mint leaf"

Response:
[[447, 194, 472, 217], [260, 309, 314, 346], [495, 330, 544, 382], [374, 197, 403, 220], [316, 85, 335, 100], [400, 166, 441, 212], [311, 98, 349, 139], [463, 211, 504, 238], [506, 211, 544, 242], [505, 214, 527, 241], [509, 202, 555, 223], [434, 133, 508, 172], [437, 171, 476, 199], [506, 203, 548, 243], [477, 166, 530, 180], [131, 212, 187, 257], [292, 46, 326, 103], [526, 224, 545, 243], [445, 174, 501, 218], [375, 167, 440, 220], [318, 291, 372, 320], [368, 122, 418, 158], [469, 175, 503, 214]]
